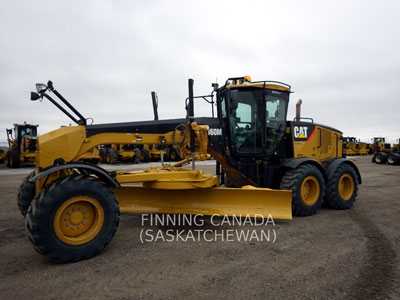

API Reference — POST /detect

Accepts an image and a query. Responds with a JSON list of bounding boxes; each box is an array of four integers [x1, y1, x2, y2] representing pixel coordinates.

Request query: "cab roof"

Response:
[[224, 76, 292, 92]]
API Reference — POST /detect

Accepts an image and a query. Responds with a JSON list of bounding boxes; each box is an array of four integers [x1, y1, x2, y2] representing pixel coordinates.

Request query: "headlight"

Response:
[[35, 83, 48, 93]]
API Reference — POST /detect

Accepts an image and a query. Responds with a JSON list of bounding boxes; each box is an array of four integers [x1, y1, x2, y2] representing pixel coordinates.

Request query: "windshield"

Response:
[[344, 137, 356, 143], [374, 138, 385, 143]]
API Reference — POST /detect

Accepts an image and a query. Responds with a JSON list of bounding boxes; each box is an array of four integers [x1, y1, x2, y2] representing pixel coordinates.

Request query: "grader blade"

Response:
[[115, 186, 292, 220]]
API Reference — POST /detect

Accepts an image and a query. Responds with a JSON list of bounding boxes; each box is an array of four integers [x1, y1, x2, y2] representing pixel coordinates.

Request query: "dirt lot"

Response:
[[0, 156, 398, 300]]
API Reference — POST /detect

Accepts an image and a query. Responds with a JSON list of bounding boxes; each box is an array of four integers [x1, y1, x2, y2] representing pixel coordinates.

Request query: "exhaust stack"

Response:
[[296, 99, 302, 121]]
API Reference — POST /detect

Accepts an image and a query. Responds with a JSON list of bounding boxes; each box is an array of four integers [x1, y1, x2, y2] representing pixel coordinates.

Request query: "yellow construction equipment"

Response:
[[77, 146, 102, 164], [370, 137, 391, 153], [5, 123, 38, 168], [99, 144, 141, 164], [343, 137, 356, 156], [392, 139, 399, 153], [343, 137, 368, 156], [0, 148, 5, 163], [18, 77, 361, 262], [372, 137, 400, 165], [137, 91, 181, 163]]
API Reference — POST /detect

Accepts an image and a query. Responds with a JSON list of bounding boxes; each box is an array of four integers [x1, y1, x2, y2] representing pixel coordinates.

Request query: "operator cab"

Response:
[[217, 76, 291, 158], [8, 124, 38, 153]]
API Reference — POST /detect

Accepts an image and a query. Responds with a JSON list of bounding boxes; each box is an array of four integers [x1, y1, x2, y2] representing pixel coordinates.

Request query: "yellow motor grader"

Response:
[[19, 77, 361, 263]]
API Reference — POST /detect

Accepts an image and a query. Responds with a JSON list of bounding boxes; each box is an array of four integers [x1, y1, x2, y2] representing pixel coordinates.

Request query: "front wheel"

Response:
[[25, 175, 120, 263], [280, 164, 325, 216]]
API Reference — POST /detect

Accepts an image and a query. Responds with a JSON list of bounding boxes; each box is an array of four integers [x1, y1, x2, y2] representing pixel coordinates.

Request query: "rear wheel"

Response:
[[105, 148, 117, 164], [99, 148, 106, 163], [17, 171, 36, 216], [387, 154, 398, 165], [164, 148, 171, 161], [169, 148, 180, 161], [133, 148, 141, 164], [324, 163, 358, 209], [25, 175, 119, 263], [280, 164, 325, 216], [6, 150, 19, 168], [374, 153, 387, 164], [140, 149, 149, 163]]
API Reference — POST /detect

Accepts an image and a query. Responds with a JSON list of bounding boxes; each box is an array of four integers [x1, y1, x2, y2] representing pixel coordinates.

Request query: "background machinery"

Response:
[[343, 137, 356, 156], [343, 137, 368, 156], [372, 137, 400, 165], [77, 146, 102, 164], [0, 148, 5, 163], [392, 138, 399, 153], [138, 91, 181, 162], [18, 77, 361, 263], [100, 144, 141, 164], [370, 137, 391, 154], [5, 123, 38, 168]]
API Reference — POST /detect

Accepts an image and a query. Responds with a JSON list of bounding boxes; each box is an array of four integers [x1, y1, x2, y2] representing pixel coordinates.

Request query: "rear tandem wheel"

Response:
[[324, 163, 358, 209], [280, 164, 325, 216]]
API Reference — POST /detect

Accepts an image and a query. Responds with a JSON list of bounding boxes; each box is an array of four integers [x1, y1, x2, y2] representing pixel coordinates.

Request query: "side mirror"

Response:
[[31, 92, 40, 101], [35, 83, 48, 93], [211, 83, 219, 91], [229, 90, 239, 110]]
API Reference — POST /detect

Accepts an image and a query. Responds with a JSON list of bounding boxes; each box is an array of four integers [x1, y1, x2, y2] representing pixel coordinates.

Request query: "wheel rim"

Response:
[[53, 196, 104, 245], [338, 174, 354, 200], [300, 176, 320, 206], [376, 156, 381, 163], [388, 156, 394, 164], [170, 151, 176, 160], [140, 152, 144, 161], [106, 152, 111, 163]]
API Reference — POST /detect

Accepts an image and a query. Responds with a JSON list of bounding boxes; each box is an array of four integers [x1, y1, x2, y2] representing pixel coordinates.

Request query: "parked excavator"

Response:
[[19, 77, 361, 262]]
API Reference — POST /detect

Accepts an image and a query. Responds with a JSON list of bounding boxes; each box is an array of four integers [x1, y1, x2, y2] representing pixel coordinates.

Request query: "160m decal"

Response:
[[208, 128, 222, 136]]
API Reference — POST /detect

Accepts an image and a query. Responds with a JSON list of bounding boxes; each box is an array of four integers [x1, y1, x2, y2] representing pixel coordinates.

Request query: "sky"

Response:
[[0, 0, 399, 144]]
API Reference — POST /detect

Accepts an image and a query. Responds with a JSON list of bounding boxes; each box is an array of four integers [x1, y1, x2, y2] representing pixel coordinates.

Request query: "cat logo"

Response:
[[293, 125, 315, 141], [294, 126, 308, 138], [208, 128, 222, 136]]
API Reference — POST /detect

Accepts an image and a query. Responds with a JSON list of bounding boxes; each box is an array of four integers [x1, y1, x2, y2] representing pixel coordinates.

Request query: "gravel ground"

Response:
[[0, 156, 398, 299]]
